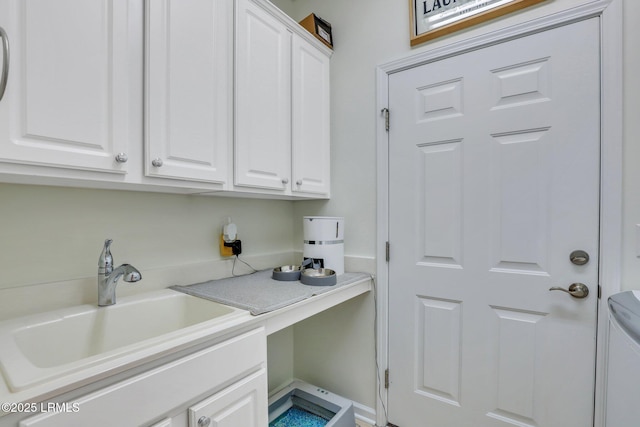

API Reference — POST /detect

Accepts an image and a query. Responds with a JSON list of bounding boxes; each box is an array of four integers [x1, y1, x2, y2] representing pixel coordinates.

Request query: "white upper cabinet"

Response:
[[235, 0, 292, 191], [145, 0, 232, 185], [0, 0, 139, 174], [291, 34, 330, 196], [234, 0, 331, 198], [0, 0, 330, 198]]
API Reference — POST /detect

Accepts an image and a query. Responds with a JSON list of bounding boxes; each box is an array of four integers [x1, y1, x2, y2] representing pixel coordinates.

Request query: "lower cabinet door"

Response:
[[188, 368, 268, 427]]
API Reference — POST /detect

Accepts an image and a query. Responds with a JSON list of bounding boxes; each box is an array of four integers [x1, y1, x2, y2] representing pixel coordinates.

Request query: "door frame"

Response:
[[375, 1, 623, 426]]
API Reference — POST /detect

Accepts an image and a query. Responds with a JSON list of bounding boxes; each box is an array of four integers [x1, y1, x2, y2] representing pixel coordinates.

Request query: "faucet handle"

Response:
[[98, 239, 114, 274]]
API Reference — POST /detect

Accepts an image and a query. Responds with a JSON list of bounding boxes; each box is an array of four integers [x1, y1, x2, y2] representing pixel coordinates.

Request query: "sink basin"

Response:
[[0, 290, 245, 392]]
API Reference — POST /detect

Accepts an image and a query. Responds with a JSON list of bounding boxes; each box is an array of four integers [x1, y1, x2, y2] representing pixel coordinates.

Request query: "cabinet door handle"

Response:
[[151, 158, 163, 167], [281, 177, 289, 184], [115, 153, 128, 163], [0, 26, 9, 102]]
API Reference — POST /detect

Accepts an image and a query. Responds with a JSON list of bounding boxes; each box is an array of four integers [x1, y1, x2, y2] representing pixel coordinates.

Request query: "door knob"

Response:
[[549, 283, 589, 299]]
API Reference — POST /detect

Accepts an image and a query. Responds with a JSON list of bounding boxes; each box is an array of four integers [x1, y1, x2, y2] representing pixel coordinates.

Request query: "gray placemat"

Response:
[[170, 269, 370, 315]]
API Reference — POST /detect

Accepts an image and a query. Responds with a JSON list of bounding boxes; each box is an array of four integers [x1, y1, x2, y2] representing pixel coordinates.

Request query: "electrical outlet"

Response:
[[222, 237, 242, 256], [220, 234, 234, 257]]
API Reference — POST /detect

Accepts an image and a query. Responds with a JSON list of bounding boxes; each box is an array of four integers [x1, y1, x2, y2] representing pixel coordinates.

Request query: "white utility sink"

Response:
[[0, 290, 244, 392]]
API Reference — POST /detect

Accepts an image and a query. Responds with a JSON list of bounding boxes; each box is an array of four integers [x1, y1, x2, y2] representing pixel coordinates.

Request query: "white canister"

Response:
[[303, 216, 344, 275]]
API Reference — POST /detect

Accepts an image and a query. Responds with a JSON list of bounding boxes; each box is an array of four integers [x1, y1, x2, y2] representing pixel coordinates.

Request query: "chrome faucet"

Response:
[[98, 239, 142, 306]]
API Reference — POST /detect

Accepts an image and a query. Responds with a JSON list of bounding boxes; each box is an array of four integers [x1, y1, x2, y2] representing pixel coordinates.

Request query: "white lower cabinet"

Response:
[[187, 368, 267, 427], [18, 328, 267, 427]]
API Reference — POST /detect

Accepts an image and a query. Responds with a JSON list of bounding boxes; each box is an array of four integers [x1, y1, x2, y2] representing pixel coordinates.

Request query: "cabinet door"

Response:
[[0, 0, 138, 174], [291, 34, 331, 196], [145, 0, 231, 184], [235, 0, 291, 191], [188, 368, 268, 427]]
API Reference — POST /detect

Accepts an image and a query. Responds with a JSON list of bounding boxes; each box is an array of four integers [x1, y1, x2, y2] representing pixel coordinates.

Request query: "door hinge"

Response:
[[385, 368, 390, 389], [385, 241, 390, 262], [381, 108, 390, 132]]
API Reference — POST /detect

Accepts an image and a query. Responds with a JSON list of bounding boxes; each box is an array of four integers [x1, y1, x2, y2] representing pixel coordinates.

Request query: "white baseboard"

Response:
[[353, 401, 377, 427]]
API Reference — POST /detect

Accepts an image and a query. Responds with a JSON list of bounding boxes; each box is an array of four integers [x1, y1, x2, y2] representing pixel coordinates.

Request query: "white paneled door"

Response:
[[388, 18, 600, 427]]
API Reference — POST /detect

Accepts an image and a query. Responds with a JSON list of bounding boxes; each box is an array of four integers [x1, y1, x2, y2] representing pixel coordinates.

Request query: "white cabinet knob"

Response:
[[197, 416, 211, 427], [151, 158, 163, 167], [114, 153, 128, 163], [281, 177, 289, 184]]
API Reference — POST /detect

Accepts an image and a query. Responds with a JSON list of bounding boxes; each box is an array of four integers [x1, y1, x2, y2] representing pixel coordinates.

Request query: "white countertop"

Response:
[[0, 272, 372, 411]]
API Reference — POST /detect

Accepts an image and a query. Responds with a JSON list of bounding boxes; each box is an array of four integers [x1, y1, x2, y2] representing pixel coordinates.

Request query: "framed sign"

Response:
[[410, 0, 546, 46]]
